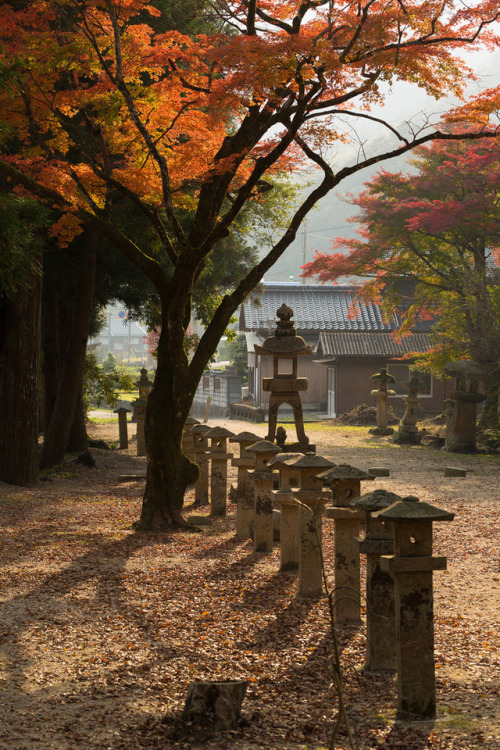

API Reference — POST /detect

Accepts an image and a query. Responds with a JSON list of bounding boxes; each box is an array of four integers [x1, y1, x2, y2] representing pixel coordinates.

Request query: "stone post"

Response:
[[394, 375, 424, 445], [206, 426, 235, 517], [292, 454, 334, 597], [229, 432, 260, 538], [246, 440, 282, 553], [320, 465, 375, 623], [369, 368, 396, 435], [132, 368, 153, 457], [182, 416, 201, 463], [113, 406, 131, 449], [268, 453, 303, 572], [351, 489, 403, 672], [375, 496, 454, 720], [191, 424, 211, 507]]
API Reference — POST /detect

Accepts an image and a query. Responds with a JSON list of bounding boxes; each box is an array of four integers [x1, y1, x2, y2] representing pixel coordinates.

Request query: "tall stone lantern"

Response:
[[369, 367, 396, 435], [132, 368, 153, 456], [254, 304, 313, 450]]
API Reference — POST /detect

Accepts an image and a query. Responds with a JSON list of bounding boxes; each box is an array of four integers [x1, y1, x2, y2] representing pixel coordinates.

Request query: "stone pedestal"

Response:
[[292, 454, 334, 597], [113, 406, 131, 449], [246, 440, 282, 553], [191, 424, 211, 506], [206, 426, 234, 517], [132, 397, 147, 456], [321, 464, 375, 623], [229, 432, 260, 538], [351, 489, 404, 672], [268, 453, 303, 572], [375, 496, 454, 720]]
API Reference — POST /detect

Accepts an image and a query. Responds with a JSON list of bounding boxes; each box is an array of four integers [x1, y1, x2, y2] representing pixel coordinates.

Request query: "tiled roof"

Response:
[[239, 283, 431, 334], [316, 331, 433, 358]]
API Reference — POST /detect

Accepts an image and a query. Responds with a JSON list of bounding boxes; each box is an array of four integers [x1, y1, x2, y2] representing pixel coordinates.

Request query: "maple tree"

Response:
[[0, 0, 499, 527], [302, 136, 500, 428]]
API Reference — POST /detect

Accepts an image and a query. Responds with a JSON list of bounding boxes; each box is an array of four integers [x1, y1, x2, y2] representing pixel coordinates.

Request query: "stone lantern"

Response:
[[191, 424, 211, 507], [246, 440, 282, 553], [229, 431, 260, 538], [320, 465, 375, 623], [292, 454, 334, 597], [268, 453, 303, 572], [394, 374, 425, 445], [369, 367, 396, 435], [443, 360, 485, 453], [132, 368, 154, 456], [254, 304, 314, 450], [205, 426, 234, 517], [374, 495, 454, 720], [350, 489, 403, 672], [182, 416, 201, 462]]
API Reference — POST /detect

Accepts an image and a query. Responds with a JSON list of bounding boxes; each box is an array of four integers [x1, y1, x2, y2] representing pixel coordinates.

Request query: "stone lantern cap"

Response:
[[186, 416, 201, 426], [190, 424, 211, 435], [254, 304, 313, 356], [229, 431, 260, 444], [318, 464, 374, 483], [267, 452, 303, 468], [245, 439, 282, 455], [373, 496, 455, 522], [205, 426, 235, 439], [113, 406, 131, 413], [293, 454, 335, 471], [351, 489, 404, 512]]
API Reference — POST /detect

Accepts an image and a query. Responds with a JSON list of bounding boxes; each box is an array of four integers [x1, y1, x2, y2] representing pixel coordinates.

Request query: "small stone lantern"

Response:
[[246, 440, 282, 553], [205, 426, 234, 517], [292, 454, 335, 597], [191, 424, 211, 507], [351, 489, 404, 672], [229, 431, 260, 538], [394, 374, 425, 445], [268, 453, 303, 572], [182, 416, 201, 462], [370, 367, 396, 435], [254, 304, 313, 449], [132, 368, 154, 456], [320, 465, 375, 623], [375, 496, 454, 720]]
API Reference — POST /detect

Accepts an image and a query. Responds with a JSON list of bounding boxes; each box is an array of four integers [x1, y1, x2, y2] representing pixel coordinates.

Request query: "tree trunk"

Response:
[[0, 270, 42, 485], [135, 326, 199, 530], [67, 389, 88, 453], [40, 234, 97, 468]]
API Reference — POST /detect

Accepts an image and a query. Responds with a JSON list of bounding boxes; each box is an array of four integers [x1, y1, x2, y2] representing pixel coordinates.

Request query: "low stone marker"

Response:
[[268, 452, 303, 572], [368, 466, 390, 477], [229, 431, 260, 538], [351, 489, 403, 672], [113, 406, 131, 449], [182, 679, 248, 731], [191, 424, 211, 506], [321, 465, 374, 623], [444, 466, 467, 477], [292, 454, 334, 597], [206, 426, 234, 517], [375, 495, 454, 720], [246, 440, 282, 553]]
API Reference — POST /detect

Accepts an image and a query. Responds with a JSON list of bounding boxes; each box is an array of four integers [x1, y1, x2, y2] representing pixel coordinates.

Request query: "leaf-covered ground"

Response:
[[0, 420, 498, 749]]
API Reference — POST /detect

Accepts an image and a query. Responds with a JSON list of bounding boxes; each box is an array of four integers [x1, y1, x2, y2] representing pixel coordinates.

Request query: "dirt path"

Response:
[[0, 418, 498, 749]]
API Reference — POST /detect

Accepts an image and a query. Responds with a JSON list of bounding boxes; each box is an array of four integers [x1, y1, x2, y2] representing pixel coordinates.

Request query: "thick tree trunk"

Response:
[[67, 389, 89, 453], [135, 326, 199, 530], [40, 234, 97, 468], [0, 270, 42, 485]]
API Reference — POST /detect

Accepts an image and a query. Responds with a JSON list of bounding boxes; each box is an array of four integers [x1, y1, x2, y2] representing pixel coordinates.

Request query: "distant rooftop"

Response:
[[240, 283, 432, 334]]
